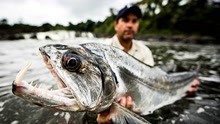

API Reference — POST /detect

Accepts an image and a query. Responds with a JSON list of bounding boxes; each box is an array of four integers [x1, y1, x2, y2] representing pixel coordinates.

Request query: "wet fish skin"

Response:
[[12, 43, 198, 123], [82, 43, 197, 114]]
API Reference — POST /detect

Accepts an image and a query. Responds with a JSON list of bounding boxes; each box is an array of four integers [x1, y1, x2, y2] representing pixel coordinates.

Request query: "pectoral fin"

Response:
[[110, 102, 150, 124]]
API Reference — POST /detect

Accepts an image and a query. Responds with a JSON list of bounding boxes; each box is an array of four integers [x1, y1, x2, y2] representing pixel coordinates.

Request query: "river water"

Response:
[[0, 38, 219, 124]]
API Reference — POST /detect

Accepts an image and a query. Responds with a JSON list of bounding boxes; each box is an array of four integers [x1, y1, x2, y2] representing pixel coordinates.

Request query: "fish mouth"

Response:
[[13, 44, 109, 112], [40, 51, 67, 89], [12, 54, 84, 111]]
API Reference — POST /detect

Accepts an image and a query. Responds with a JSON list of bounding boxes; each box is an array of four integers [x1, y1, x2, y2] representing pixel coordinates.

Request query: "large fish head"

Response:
[[39, 44, 116, 111]]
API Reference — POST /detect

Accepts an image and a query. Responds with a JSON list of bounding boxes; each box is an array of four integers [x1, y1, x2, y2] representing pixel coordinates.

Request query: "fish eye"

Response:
[[67, 58, 77, 67], [61, 52, 82, 72]]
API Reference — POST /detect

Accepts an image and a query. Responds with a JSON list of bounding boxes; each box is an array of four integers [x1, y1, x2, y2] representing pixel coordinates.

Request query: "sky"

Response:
[[0, 0, 141, 26]]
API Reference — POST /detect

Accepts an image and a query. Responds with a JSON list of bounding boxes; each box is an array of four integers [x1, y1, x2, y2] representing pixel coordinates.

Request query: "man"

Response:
[[97, 5, 200, 123], [107, 5, 154, 66]]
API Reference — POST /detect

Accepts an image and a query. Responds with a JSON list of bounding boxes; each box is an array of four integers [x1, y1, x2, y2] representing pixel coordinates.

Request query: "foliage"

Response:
[[94, 16, 115, 37]]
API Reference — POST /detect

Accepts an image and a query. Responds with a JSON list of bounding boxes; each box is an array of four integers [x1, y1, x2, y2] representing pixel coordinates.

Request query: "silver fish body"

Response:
[[12, 43, 197, 123]]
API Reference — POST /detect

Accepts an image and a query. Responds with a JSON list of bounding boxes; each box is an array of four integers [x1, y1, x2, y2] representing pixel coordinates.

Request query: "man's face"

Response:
[[115, 13, 139, 42]]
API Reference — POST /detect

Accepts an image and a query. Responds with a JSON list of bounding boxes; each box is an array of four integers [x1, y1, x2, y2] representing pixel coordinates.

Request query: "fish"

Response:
[[12, 43, 198, 123]]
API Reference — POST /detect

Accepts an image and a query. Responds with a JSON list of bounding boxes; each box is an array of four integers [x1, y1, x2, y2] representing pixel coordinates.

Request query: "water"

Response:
[[0, 38, 220, 124]]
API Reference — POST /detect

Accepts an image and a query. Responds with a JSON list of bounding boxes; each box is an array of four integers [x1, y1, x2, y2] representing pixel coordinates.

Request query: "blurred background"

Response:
[[0, 0, 220, 43], [0, 0, 220, 124]]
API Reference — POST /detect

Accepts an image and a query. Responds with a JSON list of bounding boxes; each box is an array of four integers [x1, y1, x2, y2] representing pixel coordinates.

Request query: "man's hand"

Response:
[[96, 109, 112, 124], [97, 96, 133, 124], [186, 79, 200, 95], [117, 95, 133, 109]]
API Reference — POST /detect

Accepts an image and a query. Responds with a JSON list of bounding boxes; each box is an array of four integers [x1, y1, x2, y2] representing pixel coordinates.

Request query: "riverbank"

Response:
[[0, 31, 219, 45], [135, 34, 218, 45], [95, 33, 219, 45], [0, 30, 94, 41]]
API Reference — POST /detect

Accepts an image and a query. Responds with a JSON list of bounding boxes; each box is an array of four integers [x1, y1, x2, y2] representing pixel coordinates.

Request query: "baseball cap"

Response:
[[116, 5, 142, 21]]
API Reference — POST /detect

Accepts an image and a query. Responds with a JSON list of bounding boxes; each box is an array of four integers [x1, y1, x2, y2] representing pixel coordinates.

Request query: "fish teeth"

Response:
[[33, 84, 37, 88], [29, 81, 34, 85], [47, 60, 51, 64], [37, 52, 41, 57], [15, 62, 32, 85]]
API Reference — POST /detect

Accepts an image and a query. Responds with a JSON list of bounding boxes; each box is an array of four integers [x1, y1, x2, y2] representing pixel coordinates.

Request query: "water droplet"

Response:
[[197, 107, 205, 113]]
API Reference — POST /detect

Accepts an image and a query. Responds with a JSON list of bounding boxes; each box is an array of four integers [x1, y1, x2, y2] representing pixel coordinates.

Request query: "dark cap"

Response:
[[116, 5, 142, 21]]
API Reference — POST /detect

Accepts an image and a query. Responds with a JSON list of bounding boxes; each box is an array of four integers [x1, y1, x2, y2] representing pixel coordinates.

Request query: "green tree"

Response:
[[0, 18, 8, 25], [41, 23, 53, 32]]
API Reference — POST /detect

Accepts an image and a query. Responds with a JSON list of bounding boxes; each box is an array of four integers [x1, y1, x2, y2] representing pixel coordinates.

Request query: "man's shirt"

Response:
[[105, 35, 154, 66]]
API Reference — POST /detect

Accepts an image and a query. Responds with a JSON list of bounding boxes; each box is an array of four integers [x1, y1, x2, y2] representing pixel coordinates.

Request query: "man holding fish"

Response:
[[97, 5, 200, 123], [12, 4, 200, 124]]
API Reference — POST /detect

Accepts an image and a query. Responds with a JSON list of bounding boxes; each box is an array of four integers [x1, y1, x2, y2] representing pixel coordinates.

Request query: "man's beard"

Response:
[[122, 30, 135, 42]]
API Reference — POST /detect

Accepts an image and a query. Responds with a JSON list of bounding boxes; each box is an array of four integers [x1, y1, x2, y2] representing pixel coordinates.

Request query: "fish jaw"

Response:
[[12, 63, 84, 112]]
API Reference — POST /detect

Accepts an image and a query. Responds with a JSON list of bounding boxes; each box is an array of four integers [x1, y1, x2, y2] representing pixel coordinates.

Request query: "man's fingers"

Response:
[[118, 97, 126, 107], [186, 79, 201, 96], [186, 86, 198, 95], [97, 114, 111, 124], [118, 96, 133, 108], [191, 79, 200, 86], [188, 87, 198, 92], [97, 109, 112, 124], [126, 96, 133, 109]]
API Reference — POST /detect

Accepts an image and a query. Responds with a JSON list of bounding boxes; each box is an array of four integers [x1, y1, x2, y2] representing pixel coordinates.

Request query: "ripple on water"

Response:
[[10, 120, 19, 124], [197, 107, 205, 113]]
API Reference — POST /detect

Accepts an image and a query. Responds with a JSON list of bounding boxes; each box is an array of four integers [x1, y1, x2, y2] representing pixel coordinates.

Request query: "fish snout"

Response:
[[12, 80, 18, 94], [12, 80, 25, 95]]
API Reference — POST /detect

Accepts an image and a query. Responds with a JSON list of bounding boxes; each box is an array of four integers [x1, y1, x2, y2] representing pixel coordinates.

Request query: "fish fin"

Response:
[[195, 62, 201, 72], [159, 63, 177, 73], [110, 102, 150, 124]]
